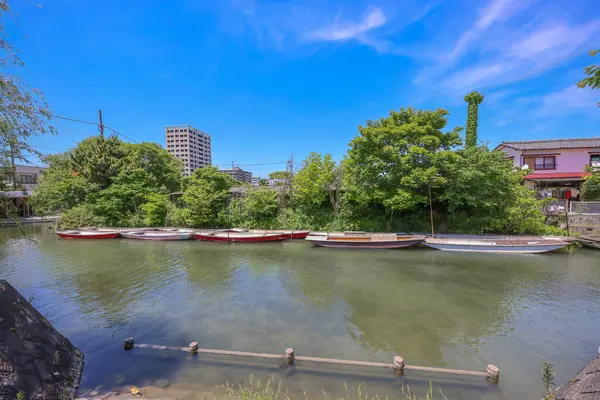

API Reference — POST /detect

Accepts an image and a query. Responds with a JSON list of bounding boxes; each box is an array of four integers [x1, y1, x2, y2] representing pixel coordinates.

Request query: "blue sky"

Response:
[[7, 0, 600, 177]]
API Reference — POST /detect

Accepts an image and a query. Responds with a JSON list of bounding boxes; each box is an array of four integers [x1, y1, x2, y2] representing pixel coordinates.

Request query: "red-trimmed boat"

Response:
[[56, 230, 120, 239], [193, 231, 286, 243]]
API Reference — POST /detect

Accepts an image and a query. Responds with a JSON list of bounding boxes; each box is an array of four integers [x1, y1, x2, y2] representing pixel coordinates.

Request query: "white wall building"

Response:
[[220, 167, 252, 183], [165, 125, 212, 176]]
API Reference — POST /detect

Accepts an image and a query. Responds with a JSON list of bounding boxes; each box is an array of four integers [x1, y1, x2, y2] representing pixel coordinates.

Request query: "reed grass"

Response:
[[214, 376, 447, 400]]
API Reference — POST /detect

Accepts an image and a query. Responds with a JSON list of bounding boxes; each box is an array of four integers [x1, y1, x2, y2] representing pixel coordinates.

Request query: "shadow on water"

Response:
[[1, 226, 600, 399]]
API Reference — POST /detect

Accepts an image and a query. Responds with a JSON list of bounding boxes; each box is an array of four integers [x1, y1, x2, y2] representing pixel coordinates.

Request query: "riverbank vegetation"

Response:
[[0, 0, 55, 220], [31, 107, 559, 235], [215, 376, 445, 400]]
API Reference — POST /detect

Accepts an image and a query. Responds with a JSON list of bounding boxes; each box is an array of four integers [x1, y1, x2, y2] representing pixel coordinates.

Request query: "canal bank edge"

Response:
[[554, 355, 600, 399], [0, 280, 84, 400]]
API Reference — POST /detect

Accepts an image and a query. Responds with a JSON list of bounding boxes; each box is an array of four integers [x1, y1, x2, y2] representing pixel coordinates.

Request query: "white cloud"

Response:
[[438, 19, 600, 93], [508, 21, 600, 59], [540, 86, 599, 115], [485, 89, 517, 105], [445, 0, 529, 63], [309, 8, 387, 41]]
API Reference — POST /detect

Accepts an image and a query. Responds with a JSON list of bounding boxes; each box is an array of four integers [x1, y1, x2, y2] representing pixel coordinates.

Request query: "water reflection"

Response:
[[1, 227, 600, 399]]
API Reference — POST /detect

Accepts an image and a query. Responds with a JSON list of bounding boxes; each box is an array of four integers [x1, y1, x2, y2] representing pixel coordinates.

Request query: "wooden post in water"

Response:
[[487, 364, 499, 381], [393, 356, 404, 375], [189, 341, 199, 355], [124, 337, 134, 351], [565, 198, 570, 236], [285, 348, 295, 365]]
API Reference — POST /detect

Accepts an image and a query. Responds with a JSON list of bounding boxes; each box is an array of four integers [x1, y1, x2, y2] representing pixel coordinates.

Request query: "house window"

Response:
[[524, 156, 556, 170], [18, 174, 37, 184], [591, 154, 600, 169]]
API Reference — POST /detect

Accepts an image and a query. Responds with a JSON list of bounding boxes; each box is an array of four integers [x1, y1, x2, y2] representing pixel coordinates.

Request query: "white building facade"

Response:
[[165, 125, 212, 176]]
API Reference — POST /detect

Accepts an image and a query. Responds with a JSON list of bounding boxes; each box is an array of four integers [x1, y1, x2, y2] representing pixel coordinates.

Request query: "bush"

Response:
[[59, 205, 105, 229]]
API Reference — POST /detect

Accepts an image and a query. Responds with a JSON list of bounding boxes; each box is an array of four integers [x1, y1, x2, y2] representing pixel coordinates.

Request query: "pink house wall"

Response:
[[499, 147, 600, 174]]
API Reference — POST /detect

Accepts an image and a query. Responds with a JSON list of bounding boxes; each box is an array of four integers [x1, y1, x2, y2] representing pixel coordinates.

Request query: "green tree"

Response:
[[1, 0, 55, 192], [30, 154, 97, 215], [268, 171, 292, 180], [182, 166, 234, 227], [294, 153, 337, 213], [244, 188, 279, 226], [464, 91, 484, 148], [69, 136, 127, 189], [344, 107, 462, 215], [141, 193, 169, 226], [577, 49, 600, 106], [581, 167, 600, 200], [32, 138, 182, 227], [438, 147, 516, 227], [438, 147, 551, 233]]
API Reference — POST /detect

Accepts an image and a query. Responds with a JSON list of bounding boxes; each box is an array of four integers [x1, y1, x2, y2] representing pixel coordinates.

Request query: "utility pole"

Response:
[[98, 109, 104, 139], [279, 154, 294, 210]]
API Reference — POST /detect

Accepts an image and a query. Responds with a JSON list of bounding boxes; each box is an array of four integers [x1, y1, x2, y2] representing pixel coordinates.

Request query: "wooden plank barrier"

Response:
[[123, 337, 500, 383]]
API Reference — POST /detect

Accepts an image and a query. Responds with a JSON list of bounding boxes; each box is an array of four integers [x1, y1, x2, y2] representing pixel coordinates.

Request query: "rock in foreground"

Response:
[[0, 280, 84, 399]]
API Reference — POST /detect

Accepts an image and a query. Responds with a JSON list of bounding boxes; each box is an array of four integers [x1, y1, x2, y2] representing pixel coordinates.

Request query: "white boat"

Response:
[[578, 235, 600, 250], [120, 231, 191, 241], [56, 230, 120, 239], [424, 237, 569, 254]]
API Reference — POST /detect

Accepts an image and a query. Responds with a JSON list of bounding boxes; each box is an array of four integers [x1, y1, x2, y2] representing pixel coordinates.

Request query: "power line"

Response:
[[50, 114, 159, 153], [48, 113, 303, 167]]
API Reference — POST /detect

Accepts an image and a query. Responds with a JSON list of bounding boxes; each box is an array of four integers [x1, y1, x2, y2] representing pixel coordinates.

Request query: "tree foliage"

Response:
[[344, 107, 462, 214], [581, 167, 600, 200], [464, 91, 484, 148], [182, 167, 234, 227], [141, 193, 169, 227], [34, 104, 557, 235], [268, 171, 292, 180], [293, 153, 337, 213], [578, 49, 600, 106], [0, 0, 55, 190], [32, 137, 182, 227]]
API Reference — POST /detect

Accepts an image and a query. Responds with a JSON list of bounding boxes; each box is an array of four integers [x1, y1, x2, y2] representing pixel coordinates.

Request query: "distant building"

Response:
[[14, 165, 45, 192], [250, 176, 261, 185], [220, 167, 252, 183], [2, 165, 46, 216], [267, 178, 285, 186], [165, 125, 212, 176]]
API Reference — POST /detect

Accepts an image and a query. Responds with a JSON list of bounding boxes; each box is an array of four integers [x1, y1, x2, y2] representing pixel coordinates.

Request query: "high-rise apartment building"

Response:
[[220, 167, 252, 183], [165, 125, 212, 176]]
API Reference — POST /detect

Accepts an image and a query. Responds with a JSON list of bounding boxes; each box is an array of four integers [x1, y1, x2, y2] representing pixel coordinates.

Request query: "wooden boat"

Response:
[[424, 237, 569, 253], [192, 231, 286, 243], [305, 233, 425, 249], [577, 235, 600, 250], [121, 231, 191, 241], [309, 231, 368, 237], [56, 230, 120, 239], [225, 229, 310, 240]]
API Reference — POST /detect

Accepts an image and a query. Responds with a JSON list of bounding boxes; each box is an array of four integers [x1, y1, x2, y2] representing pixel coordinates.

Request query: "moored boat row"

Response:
[[56, 228, 310, 243], [55, 228, 580, 254]]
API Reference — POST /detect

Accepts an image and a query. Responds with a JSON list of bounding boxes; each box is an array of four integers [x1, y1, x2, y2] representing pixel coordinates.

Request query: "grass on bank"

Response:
[[215, 376, 447, 400]]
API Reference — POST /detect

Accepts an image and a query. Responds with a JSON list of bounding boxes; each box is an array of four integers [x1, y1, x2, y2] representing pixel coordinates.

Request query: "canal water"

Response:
[[1, 226, 599, 399]]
